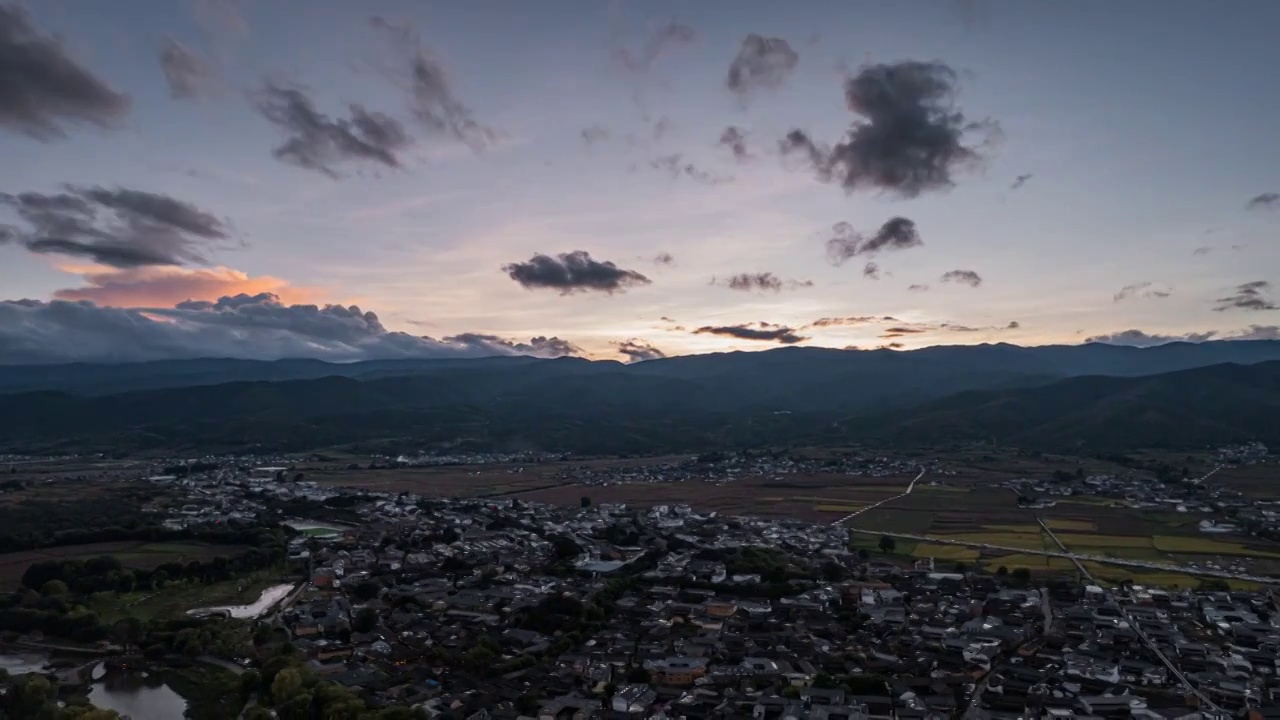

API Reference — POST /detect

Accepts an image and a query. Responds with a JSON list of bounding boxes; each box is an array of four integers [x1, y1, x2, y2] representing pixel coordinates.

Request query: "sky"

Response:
[[2, 0, 1279, 364]]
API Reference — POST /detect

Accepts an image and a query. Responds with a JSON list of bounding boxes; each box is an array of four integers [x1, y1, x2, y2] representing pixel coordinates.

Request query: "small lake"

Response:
[[188, 582, 296, 619], [89, 672, 188, 720]]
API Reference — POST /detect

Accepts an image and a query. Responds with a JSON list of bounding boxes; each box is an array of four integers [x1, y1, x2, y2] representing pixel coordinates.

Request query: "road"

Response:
[[831, 468, 926, 526]]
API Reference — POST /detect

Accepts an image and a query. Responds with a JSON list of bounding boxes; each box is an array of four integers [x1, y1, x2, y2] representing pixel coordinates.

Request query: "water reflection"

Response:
[[89, 672, 188, 720]]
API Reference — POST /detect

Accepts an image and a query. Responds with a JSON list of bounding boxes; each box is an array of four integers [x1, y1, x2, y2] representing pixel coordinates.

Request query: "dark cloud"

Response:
[[880, 342, 905, 350], [503, 250, 651, 295], [159, 37, 219, 100], [649, 154, 730, 185], [1114, 282, 1172, 302], [940, 269, 983, 287], [614, 20, 697, 72], [717, 272, 813, 293], [253, 82, 412, 177], [653, 252, 675, 265], [780, 60, 994, 197], [369, 16, 497, 151], [1192, 247, 1212, 256], [809, 316, 878, 327], [0, 185, 231, 268], [652, 116, 674, 140], [824, 217, 922, 265], [0, 3, 131, 141], [1006, 321, 1020, 329], [613, 338, 666, 362], [1085, 329, 1218, 347], [1010, 173, 1032, 191], [726, 34, 799, 104], [880, 327, 926, 338], [441, 333, 582, 358], [1214, 281, 1278, 312], [907, 283, 930, 292], [580, 124, 609, 147], [719, 126, 750, 161], [659, 316, 676, 323], [0, 294, 570, 364], [862, 262, 880, 280], [693, 322, 806, 345], [1246, 192, 1279, 211]]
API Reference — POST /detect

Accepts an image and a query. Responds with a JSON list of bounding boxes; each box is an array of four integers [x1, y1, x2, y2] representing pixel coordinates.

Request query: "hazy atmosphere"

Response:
[[3, 0, 1279, 363]]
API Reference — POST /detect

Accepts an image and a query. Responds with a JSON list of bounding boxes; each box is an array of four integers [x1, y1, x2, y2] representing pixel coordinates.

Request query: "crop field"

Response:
[[0, 541, 244, 589], [501, 473, 917, 521], [1213, 465, 1280, 498]]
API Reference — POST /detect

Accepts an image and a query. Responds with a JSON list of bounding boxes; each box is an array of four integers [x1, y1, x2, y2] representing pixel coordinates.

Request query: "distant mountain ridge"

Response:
[[1, 341, 1278, 455], [4, 339, 1280, 396]]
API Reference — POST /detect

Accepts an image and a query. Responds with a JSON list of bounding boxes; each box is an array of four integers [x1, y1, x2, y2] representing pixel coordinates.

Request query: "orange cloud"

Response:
[[53, 266, 317, 308]]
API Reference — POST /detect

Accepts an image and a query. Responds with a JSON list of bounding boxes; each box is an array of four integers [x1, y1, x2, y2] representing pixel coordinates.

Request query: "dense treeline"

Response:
[[0, 519, 277, 555]]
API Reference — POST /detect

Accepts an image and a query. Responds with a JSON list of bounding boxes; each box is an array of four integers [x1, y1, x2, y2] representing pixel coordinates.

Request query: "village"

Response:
[[127, 456, 1280, 720]]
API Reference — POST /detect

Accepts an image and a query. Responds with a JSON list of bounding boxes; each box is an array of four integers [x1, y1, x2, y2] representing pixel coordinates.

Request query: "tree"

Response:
[[857, 548, 869, 561], [352, 607, 379, 634], [1010, 567, 1032, 585], [996, 565, 1009, 577], [821, 561, 847, 582], [40, 579, 69, 597], [877, 535, 896, 554], [626, 666, 651, 683], [270, 667, 305, 704], [580, 496, 592, 508]]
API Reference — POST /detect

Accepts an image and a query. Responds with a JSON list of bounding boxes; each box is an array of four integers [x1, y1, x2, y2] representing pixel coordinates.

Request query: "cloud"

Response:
[[51, 265, 310, 308], [719, 126, 750, 161], [649, 154, 729, 185], [652, 252, 675, 266], [613, 338, 666, 362], [0, 294, 572, 364], [880, 342, 905, 350], [693, 322, 806, 345], [503, 250, 651, 295], [716, 272, 812, 292], [1113, 282, 1172, 302], [809, 316, 878, 327], [1214, 280, 1278, 312], [862, 262, 880, 280], [369, 16, 497, 151], [880, 326, 926, 338], [159, 37, 219, 100], [441, 333, 581, 358], [613, 20, 697, 72], [907, 283, 930, 292], [0, 3, 131, 141], [1010, 173, 1032, 191], [940, 269, 983, 287], [0, 185, 232, 268], [580, 124, 609, 147], [824, 217, 922, 265], [1192, 246, 1212, 256], [1245, 192, 1279, 211], [252, 82, 412, 177], [726, 34, 799, 104], [780, 60, 995, 197], [1006, 321, 1020, 329], [1085, 329, 1218, 347]]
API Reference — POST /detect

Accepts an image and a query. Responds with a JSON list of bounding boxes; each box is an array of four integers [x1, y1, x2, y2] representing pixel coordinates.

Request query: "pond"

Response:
[[89, 672, 188, 720], [188, 582, 296, 619]]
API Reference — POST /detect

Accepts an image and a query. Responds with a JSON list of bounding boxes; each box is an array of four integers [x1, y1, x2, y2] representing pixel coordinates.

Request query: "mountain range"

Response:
[[2, 341, 1279, 455]]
